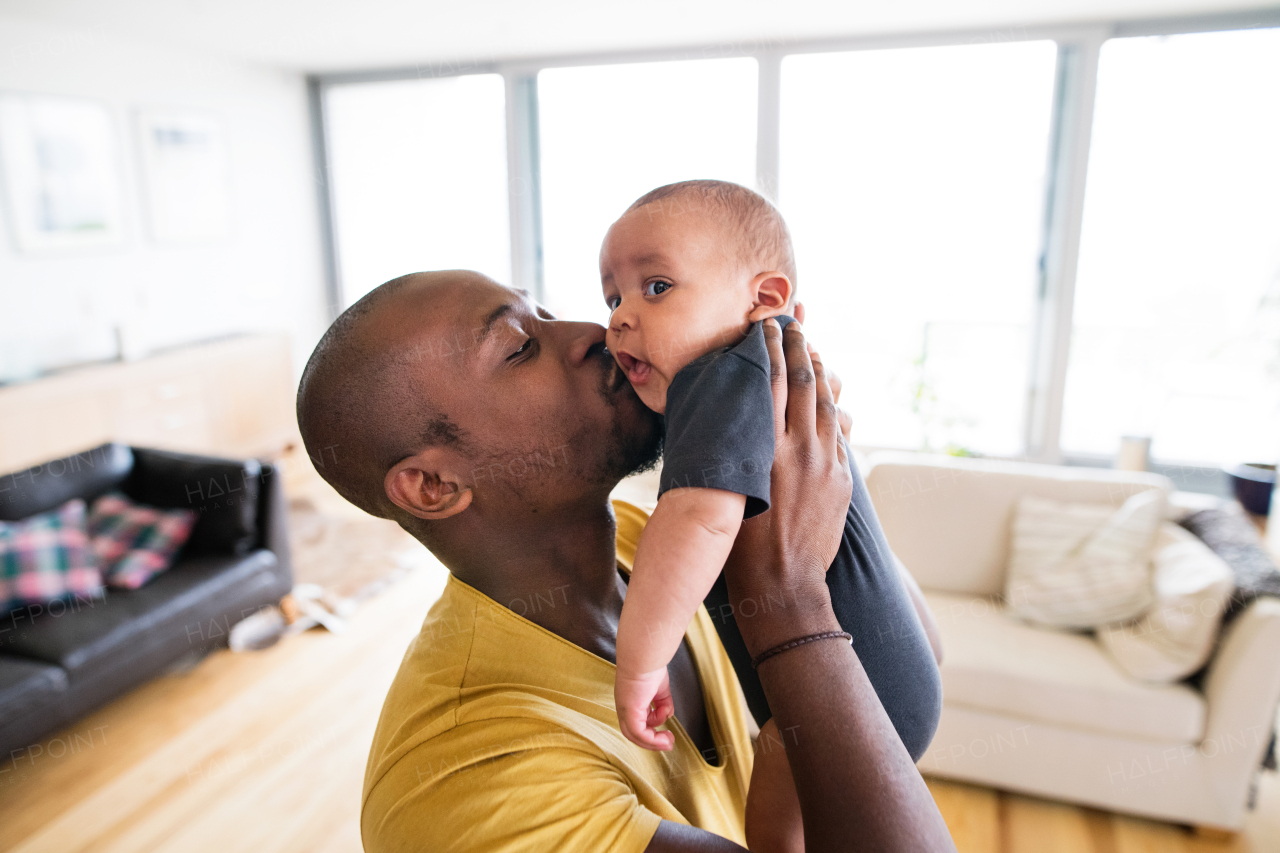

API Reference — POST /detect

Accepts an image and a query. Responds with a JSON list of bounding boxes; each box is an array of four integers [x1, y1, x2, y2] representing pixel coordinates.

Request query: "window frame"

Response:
[[307, 8, 1280, 488]]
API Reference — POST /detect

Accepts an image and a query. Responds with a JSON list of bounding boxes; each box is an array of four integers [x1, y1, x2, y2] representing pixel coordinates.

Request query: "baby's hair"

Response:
[[625, 180, 798, 304]]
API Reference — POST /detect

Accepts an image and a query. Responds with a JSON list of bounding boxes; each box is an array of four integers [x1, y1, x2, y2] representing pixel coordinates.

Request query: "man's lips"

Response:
[[613, 350, 653, 386], [592, 342, 629, 394]]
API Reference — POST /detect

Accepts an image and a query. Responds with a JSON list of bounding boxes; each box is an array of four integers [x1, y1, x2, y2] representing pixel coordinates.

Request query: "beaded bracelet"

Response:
[[750, 630, 853, 669]]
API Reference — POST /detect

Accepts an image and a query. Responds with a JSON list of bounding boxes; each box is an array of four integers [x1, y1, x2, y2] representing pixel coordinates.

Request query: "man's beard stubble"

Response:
[[469, 341, 662, 508], [596, 341, 663, 482]]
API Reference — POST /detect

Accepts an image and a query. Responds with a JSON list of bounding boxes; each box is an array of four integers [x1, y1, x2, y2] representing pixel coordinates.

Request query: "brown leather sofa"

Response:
[[0, 443, 293, 758]]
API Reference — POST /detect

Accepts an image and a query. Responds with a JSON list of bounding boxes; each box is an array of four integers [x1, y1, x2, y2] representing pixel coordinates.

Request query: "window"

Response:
[[1062, 29, 1280, 464], [324, 74, 510, 307], [313, 16, 1280, 488], [779, 41, 1058, 455], [537, 58, 758, 322]]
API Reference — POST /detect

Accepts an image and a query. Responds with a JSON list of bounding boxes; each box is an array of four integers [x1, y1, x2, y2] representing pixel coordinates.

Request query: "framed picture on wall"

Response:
[[135, 110, 232, 243], [0, 93, 125, 253]]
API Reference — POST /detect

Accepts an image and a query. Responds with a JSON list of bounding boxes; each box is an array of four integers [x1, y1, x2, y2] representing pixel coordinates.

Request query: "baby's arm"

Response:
[[615, 487, 747, 750]]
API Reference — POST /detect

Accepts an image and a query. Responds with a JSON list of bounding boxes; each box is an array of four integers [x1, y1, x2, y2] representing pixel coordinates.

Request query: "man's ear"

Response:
[[384, 448, 473, 521], [747, 271, 793, 322]]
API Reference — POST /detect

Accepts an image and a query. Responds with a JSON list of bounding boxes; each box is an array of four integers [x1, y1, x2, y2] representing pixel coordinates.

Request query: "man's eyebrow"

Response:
[[475, 303, 514, 346]]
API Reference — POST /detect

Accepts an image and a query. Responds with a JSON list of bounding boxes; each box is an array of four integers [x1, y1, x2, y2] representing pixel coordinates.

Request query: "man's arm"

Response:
[[645, 320, 956, 853]]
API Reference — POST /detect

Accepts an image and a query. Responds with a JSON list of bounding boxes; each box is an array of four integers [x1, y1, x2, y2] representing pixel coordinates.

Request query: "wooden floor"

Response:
[[1, 559, 1277, 853]]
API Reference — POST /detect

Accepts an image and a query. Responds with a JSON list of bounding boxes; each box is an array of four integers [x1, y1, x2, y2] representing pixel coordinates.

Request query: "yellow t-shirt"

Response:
[[361, 500, 754, 852]]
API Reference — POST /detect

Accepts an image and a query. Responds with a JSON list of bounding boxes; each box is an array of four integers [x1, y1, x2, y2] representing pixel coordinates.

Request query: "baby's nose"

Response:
[[610, 307, 635, 331]]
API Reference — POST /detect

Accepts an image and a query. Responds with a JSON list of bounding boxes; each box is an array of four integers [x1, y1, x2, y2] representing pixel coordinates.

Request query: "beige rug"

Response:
[[282, 449, 436, 602]]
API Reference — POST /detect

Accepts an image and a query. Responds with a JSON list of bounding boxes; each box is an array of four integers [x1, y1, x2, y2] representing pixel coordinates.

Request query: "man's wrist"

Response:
[[731, 578, 840, 660]]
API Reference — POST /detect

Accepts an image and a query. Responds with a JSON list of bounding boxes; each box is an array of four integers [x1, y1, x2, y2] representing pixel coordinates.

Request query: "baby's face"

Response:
[[600, 206, 756, 414]]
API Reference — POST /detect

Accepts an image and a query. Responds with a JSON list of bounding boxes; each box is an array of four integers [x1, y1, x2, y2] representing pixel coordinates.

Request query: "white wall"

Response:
[[0, 17, 328, 382]]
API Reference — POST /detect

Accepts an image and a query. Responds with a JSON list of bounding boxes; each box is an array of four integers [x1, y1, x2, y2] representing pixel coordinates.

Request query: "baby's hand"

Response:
[[615, 666, 676, 751]]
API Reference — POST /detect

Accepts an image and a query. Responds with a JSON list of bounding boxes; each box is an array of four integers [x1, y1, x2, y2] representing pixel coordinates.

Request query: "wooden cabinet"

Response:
[[0, 335, 297, 473]]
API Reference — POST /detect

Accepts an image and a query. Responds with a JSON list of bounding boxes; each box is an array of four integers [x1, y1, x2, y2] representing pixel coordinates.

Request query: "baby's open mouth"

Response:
[[614, 350, 653, 386]]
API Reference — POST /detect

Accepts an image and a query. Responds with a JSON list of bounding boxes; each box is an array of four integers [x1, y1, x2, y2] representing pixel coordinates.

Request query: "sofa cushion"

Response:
[[123, 449, 260, 556], [925, 590, 1206, 743], [3, 550, 278, 681], [88, 493, 197, 590], [0, 655, 68, 729], [864, 452, 1172, 597], [1005, 490, 1162, 629], [1098, 523, 1234, 683], [0, 443, 133, 522], [1, 499, 104, 613]]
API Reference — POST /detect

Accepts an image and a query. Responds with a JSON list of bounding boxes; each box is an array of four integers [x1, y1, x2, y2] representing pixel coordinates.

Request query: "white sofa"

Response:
[[864, 452, 1280, 831]]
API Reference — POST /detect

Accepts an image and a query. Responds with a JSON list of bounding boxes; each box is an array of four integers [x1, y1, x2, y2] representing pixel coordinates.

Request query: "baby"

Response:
[[602, 180, 942, 760]]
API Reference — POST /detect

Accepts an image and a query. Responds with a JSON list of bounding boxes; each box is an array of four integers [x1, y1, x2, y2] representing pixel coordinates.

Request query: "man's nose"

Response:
[[565, 321, 607, 365]]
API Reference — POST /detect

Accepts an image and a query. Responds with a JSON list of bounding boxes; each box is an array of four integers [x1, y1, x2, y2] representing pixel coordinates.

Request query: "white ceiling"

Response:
[[2, 0, 1276, 73]]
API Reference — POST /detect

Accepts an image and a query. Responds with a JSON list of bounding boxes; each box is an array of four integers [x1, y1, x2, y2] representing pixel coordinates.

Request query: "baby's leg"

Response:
[[705, 460, 942, 762], [824, 461, 942, 762]]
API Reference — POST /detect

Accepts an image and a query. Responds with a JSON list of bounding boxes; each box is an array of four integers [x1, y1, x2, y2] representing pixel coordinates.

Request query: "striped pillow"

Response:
[[1005, 489, 1162, 629], [88, 493, 197, 590], [0, 499, 104, 613]]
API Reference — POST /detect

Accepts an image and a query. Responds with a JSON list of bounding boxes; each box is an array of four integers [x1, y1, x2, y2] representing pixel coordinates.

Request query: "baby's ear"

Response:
[[747, 271, 793, 322]]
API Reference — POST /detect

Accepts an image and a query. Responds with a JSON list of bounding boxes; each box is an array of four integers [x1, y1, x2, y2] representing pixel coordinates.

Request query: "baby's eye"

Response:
[[605, 295, 620, 311], [644, 280, 673, 298]]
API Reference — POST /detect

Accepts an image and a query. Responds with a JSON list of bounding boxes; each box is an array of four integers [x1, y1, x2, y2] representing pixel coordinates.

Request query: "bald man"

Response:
[[296, 271, 954, 853]]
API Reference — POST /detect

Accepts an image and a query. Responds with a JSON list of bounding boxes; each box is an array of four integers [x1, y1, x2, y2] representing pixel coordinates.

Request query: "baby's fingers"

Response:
[[645, 683, 676, 751], [616, 670, 675, 751], [647, 693, 674, 728], [620, 704, 664, 750]]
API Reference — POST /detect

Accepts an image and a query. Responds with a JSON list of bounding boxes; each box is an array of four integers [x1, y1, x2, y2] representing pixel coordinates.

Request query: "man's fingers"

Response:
[[810, 348, 840, 446], [812, 352, 852, 472], [763, 318, 788, 437], [825, 363, 843, 406], [782, 322, 816, 437], [837, 406, 853, 442]]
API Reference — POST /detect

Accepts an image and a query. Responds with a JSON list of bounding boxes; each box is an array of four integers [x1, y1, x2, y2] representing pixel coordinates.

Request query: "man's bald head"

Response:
[[296, 271, 478, 518], [298, 269, 663, 565]]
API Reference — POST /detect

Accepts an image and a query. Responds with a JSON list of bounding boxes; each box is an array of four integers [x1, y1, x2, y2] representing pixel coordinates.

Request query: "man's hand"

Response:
[[644, 319, 956, 853], [723, 320, 851, 657], [794, 300, 853, 443], [808, 346, 853, 441]]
